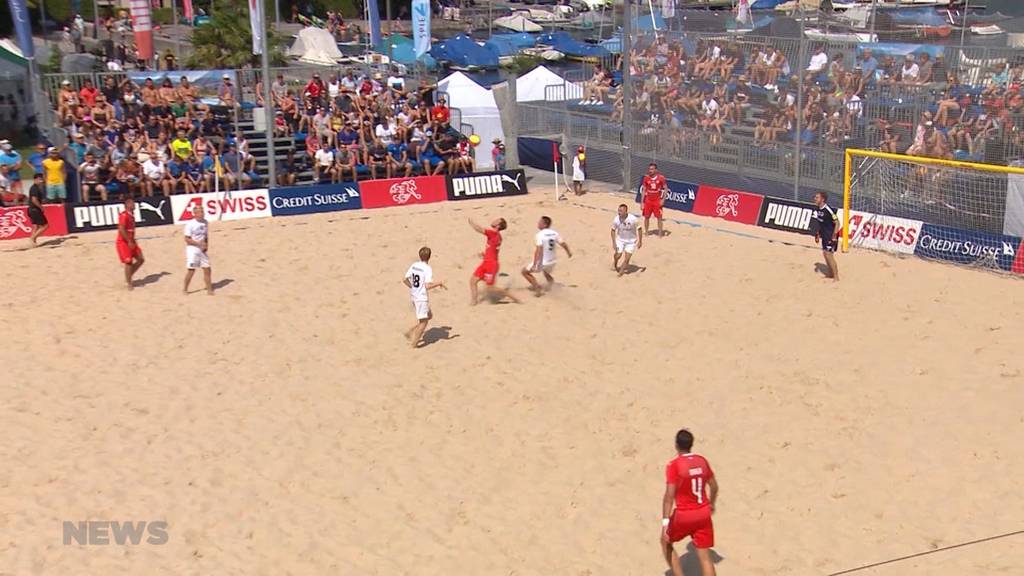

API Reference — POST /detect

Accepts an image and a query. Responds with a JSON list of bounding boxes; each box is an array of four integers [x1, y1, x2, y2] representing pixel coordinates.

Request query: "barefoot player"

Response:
[[640, 163, 668, 237], [469, 217, 520, 305], [116, 195, 144, 289], [522, 215, 571, 295], [611, 204, 642, 276], [183, 203, 213, 295], [661, 428, 719, 576], [813, 191, 840, 281], [403, 246, 446, 348]]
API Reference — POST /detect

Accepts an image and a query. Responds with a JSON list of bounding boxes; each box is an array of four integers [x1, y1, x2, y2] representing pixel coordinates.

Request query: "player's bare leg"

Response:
[[407, 314, 431, 348], [644, 216, 651, 236], [30, 222, 48, 246], [661, 540, 683, 576], [125, 256, 144, 289], [657, 216, 664, 237], [183, 269, 195, 294], [469, 276, 480, 306], [613, 251, 622, 272], [824, 252, 839, 281], [694, 547, 717, 576], [521, 267, 542, 294], [618, 252, 633, 277], [203, 268, 214, 294], [543, 271, 554, 291], [488, 286, 521, 304]]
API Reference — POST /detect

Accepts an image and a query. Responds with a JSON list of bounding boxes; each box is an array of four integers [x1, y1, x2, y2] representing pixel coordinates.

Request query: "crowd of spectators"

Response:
[[579, 36, 1024, 165]]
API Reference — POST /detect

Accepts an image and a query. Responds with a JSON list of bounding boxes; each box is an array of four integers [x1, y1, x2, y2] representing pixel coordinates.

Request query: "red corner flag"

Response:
[[552, 142, 561, 164]]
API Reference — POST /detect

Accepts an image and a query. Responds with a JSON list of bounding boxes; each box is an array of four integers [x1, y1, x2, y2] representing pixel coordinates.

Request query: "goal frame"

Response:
[[842, 148, 1024, 253]]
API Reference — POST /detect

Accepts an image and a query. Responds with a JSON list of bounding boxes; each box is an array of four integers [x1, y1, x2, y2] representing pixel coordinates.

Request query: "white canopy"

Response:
[[288, 27, 344, 66], [494, 14, 543, 33], [437, 72, 504, 170], [516, 65, 582, 102]]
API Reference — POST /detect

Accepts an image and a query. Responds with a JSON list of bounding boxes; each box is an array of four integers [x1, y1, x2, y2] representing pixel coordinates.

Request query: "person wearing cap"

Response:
[[571, 145, 587, 196], [42, 147, 67, 203], [0, 140, 24, 196], [419, 129, 446, 176], [430, 96, 450, 131], [57, 80, 79, 119], [491, 138, 506, 171], [274, 109, 292, 137]]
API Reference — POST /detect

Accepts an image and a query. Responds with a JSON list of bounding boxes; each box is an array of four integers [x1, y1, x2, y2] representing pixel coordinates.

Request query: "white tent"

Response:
[[437, 72, 504, 170], [288, 27, 344, 66], [516, 65, 583, 102], [494, 14, 543, 33]]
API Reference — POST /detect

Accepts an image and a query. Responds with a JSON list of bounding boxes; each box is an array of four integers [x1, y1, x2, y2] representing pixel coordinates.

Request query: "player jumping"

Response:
[[522, 216, 572, 295], [116, 195, 144, 290], [640, 162, 668, 237], [813, 191, 840, 281], [611, 204, 642, 276], [661, 428, 719, 576], [469, 217, 519, 305], [183, 203, 213, 295], [404, 246, 446, 349]]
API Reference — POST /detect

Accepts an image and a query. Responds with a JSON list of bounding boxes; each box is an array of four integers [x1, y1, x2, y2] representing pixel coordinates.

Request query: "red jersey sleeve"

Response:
[[665, 460, 680, 484], [485, 228, 498, 243]]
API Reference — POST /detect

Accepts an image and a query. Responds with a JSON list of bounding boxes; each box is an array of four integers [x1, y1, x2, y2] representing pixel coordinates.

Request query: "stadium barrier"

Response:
[[0, 205, 68, 241]]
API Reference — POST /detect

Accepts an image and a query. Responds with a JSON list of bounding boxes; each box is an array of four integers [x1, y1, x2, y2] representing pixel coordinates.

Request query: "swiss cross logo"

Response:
[[177, 197, 203, 221], [390, 180, 421, 204], [715, 194, 740, 217], [0, 209, 32, 238]]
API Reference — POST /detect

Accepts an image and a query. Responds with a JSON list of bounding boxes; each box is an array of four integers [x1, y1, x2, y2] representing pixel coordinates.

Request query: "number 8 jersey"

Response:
[[666, 452, 714, 511], [405, 261, 433, 303]]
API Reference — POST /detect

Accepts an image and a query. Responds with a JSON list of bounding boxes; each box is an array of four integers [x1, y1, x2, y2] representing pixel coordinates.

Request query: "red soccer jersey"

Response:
[[117, 209, 136, 245], [483, 228, 502, 262], [642, 174, 666, 200], [431, 105, 450, 123], [666, 453, 714, 511]]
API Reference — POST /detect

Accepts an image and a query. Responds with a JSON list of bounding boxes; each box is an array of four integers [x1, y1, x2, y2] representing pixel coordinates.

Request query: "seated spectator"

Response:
[[79, 151, 107, 202], [185, 154, 206, 193], [386, 137, 413, 178], [141, 152, 171, 197], [0, 140, 24, 196], [334, 143, 357, 182], [218, 74, 238, 107], [366, 139, 389, 180], [899, 54, 920, 84], [916, 53, 934, 85], [314, 140, 335, 183], [166, 154, 186, 194], [221, 143, 250, 189], [805, 45, 828, 84]]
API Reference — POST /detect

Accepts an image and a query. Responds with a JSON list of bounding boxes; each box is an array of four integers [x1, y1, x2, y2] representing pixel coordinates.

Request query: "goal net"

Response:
[[843, 148, 1024, 272]]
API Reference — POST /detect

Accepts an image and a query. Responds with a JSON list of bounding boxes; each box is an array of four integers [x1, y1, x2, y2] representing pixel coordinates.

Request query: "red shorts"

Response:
[[642, 197, 663, 219], [116, 241, 142, 264], [473, 259, 499, 285], [667, 507, 714, 548]]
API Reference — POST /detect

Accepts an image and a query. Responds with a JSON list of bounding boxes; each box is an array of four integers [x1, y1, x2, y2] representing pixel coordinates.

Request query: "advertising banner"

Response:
[[128, 0, 154, 61], [0, 205, 67, 241], [269, 183, 362, 216], [128, 70, 237, 99], [6, 0, 34, 59], [65, 198, 174, 233], [360, 175, 447, 209], [249, 0, 265, 55], [693, 185, 763, 225], [171, 190, 271, 224], [447, 170, 528, 201], [758, 197, 817, 236], [412, 0, 431, 58], [838, 209, 922, 255], [634, 179, 698, 213], [914, 223, 1019, 271]]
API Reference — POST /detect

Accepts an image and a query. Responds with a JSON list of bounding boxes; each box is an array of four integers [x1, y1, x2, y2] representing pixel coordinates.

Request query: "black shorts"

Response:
[[28, 206, 47, 226], [821, 236, 838, 253]]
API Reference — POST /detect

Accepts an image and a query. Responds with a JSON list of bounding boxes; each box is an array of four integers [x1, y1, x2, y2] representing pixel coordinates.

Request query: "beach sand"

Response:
[[2, 181, 1022, 575]]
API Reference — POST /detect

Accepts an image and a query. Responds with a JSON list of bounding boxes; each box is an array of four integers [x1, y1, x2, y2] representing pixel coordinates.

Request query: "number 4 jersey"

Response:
[[405, 261, 433, 303], [666, 453, 714, 511]]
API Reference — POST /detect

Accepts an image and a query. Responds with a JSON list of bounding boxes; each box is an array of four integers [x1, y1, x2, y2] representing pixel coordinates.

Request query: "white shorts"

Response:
[[615, 238, 637, 254], [413, 300, 431, 320], [524, 262, 555, 274], [186, 249, 210, 269]]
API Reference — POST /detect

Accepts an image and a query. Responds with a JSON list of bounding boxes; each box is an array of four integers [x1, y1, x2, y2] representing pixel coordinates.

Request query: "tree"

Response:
[[186, 5, 286, 69]]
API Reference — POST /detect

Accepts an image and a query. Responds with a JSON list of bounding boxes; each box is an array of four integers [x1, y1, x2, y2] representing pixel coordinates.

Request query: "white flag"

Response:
[[249, 0, 265, 55]]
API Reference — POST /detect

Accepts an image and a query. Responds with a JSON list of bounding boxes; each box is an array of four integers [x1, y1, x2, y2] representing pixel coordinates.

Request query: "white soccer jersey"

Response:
[[405, 262, 433, 303], [184, 219, 208, 250], [535, 229, 562, 266], [612, 214, 640, 242]]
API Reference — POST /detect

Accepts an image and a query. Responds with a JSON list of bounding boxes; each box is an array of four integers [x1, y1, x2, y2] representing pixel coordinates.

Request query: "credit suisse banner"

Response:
[[693, 185, 763, 225], [270, 183, 362, 216], [361, 175, 447, 209], [837, 209, 922, 255], [65, 198, 174, 233], [758, 197, 816, 236], [448, 169, 528, 201], [914, 223, 1021, 272], [0, 205, 68, 241], [634, 179, 698, 213], [170, 189, 272, 224]]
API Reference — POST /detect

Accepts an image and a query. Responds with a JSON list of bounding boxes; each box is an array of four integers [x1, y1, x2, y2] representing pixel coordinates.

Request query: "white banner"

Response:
[[1004, 174, 1024, 237], [171, 190, 272, 224], [838, 209, 923, 255], [249, 0, 265, 55], [412, 0, 431, 58]]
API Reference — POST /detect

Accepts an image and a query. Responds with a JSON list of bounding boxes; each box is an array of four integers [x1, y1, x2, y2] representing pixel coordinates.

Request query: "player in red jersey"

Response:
[[116, 195, 145, 290], [661, 428, 719, 576], [468, 217, 519, 305], [640, 162, 668, 237]]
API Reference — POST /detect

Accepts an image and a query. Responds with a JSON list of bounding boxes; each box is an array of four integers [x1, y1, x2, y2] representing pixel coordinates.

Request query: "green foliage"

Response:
[[185, 5, 287, 69], [504, 54, 541, 75], [41, 45, 63, 74], [310, 0, 359, 19]]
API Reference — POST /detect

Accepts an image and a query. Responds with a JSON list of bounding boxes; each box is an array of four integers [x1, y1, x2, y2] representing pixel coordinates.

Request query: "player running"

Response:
[[469, 217, 519, 305], [611, 204, 642, 277], [661, 428, 719, 576], [522, 216, 572, 295], [640, 162, 668, 237], [403, 246, 447, 348], [116, 195, 144, 290], [183, 203, 213, 295], [812, 191, 840, 281]]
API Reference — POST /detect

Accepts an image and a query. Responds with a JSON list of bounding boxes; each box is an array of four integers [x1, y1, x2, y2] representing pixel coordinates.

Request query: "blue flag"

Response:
[[367, 0, 382, 47], [7, 0, 35, 59], [412, 0, 431, 59]]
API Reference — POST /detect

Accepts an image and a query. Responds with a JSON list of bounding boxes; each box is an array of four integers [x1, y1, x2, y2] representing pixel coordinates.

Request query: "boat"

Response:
[[430, 33, 500, 71], [804, 28, 877, 42], [535, 31, 609, 63], [494, 14, 544, 33]]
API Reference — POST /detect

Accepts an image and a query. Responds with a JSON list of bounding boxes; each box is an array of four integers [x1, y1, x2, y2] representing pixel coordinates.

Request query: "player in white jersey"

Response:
[[183, 203, 213, 295], [611, 203, 643, 276], [403, 246, 447, 349], [522, 216, 572, 295]]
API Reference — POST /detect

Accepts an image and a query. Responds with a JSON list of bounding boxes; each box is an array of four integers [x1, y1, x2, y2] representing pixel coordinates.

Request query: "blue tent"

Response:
[[374, 35, 437, 68], [750, 0, 789, 9], [536, 32, 610, 60], [484, 33, 539, 58], [430, 34, 499, 70]]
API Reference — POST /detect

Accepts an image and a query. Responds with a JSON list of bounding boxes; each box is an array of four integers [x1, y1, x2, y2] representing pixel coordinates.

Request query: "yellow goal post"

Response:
[[842, 148, 1024, 254]]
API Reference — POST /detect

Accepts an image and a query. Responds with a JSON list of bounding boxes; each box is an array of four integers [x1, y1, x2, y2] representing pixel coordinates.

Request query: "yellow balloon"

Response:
[[469, 134, 481, 146]]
